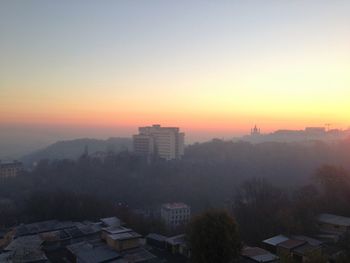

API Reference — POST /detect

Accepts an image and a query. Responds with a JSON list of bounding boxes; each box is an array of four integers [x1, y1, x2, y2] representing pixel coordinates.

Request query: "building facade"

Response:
[[133, 124, 185, 160], [161, 203, 191, 228], [0, 161, 23, 178]]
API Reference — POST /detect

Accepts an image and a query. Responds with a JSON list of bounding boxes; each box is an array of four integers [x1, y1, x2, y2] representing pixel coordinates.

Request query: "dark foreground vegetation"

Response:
[[187, 210, 241, 263], [1, 139, 350, 246]]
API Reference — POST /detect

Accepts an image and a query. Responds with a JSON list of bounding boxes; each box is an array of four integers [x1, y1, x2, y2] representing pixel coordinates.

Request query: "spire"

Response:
[[251, 125, 261, 135]]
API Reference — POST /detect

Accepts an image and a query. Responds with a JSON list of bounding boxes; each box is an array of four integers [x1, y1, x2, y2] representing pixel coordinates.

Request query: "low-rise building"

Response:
[[67, 240, 123, 263], [263, 234, 324, 263], [146, 233, 167, 249], [262, 235, 289, 253], [292, 243, 322, 263], [241, 246, 279, 263], [121, 247, 159, 263], [14, 220, 77, 238], [106, 230, 141, 252], [161, 203, 191, 228], [318, 213, 350, 235], [100, 217, 121, 228], [276, 239, 307, 257], [165, 234, 190, 257], [2, 234, 48, 262], [3, 217, 162, 263]]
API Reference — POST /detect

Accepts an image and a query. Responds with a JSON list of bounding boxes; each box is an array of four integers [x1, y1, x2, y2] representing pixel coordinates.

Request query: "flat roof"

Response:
[[108, 231, 141, 241], [162, 203, 190, 209], [146, 233, 167, 242], [293, 243, 320, 256], [262, 235, 289, 246], [318, 213, 350, 227], [40, 229, 71, 242], [122, 247, 157, 262], [242, 247, 279, 262], [292, 235, 323, 247], [103, 226, 131, 235], [63, 227, 85, 238], [3, 234, 47, 262], [67, 241, 121, 263], [277, 239, 306, 249], [5, 234, 43, 251], [0, 161, 22, 167], [15, 220, 76, 237], [100, 217, 121, 227], [166, 234, 185, 245]]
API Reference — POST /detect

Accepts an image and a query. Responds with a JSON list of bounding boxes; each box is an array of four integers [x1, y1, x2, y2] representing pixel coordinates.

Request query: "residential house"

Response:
[[241, 246, 279, 263], [146, 233, 167, 249], [318, 213, 350, 235], [66, 240, 124, 263], [262, 235, 289, 254]]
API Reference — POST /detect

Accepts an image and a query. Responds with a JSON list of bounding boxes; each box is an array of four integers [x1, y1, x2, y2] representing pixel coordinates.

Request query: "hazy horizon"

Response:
[[1, 0, 350, 158]]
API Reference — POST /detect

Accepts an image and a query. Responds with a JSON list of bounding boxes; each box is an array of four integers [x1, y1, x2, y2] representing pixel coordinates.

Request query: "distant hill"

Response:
[[21, 137, 132, 165]]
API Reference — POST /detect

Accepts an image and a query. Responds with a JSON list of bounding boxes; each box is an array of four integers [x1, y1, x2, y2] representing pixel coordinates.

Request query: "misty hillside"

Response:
[[21, 137, 132, 165]]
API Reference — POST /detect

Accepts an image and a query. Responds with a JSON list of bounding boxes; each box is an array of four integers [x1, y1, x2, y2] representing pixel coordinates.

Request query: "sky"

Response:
[[1, 0, 350, 151]]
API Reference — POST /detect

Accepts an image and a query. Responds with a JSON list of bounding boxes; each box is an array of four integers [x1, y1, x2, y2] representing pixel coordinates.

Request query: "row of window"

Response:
[[171, 215, 189, 220], [171, 219, 189, 225], [171, 209, 190, 214]]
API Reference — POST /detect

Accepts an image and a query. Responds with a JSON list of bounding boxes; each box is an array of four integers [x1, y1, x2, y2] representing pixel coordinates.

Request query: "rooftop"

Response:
[[241, 246, 279, 263], [5, 235, 43, 251], [318, 213, 350, 227], [63, 227, 85, 239], [103, 226, 131, 235], [3, 234, 47, 262], [293, 243, 320, 256], [40, 229, 71, 242], [0, 161, 22, 168], [100, 217, 121, 228], [166, 234, 185, 246], [262, 235, 289, 246], [277, 239, 306, 249], [162, 203, 190, 210], [0, 247, 48, 262], [292, 235, 323, 247], [67, 240, 121, 263], [122, 247, 157, 263], [108, 231, 141, 241], [15, 220, 76, 237], [146, 233, 167, 242]]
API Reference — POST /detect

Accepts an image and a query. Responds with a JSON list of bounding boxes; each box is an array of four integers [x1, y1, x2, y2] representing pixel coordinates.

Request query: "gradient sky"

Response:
[[1, 0, 350, 144]]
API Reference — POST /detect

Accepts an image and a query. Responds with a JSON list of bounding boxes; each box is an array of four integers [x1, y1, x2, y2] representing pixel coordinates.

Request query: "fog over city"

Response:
[[1, 1, 350, 263]]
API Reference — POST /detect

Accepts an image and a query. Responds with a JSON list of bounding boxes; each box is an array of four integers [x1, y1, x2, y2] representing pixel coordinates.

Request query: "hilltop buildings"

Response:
[[250, 125, 261, 136], [133, 124, 185, 160], [242, 126, 350, 144]]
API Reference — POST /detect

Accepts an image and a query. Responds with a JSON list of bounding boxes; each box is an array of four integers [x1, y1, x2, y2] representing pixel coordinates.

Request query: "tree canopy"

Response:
[[186, 210, 241, 263]]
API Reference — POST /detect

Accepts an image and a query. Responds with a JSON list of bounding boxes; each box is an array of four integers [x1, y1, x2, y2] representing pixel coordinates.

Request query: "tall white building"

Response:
[[133, 124, 184, 160], [0, 160, 23, 178], [161, 203, 191, 228]]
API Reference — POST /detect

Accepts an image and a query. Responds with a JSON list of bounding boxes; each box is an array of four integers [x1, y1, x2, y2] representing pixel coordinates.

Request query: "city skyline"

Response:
[[1, 1, 350, 142]]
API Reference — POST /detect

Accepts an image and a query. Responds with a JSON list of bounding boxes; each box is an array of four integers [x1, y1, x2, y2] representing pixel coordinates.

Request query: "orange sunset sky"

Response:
[[1, 1, 350, 143]]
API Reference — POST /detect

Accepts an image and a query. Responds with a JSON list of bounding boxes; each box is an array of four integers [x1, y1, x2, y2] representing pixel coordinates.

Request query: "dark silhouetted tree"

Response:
[[186, 210, 241, 263]]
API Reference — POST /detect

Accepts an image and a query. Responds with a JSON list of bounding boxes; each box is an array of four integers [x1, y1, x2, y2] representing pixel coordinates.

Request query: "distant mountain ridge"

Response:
[[21, 137, 132, 165]]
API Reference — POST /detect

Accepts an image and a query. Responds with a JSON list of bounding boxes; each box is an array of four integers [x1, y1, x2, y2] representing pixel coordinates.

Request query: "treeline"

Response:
[[233, 165, 350, 243], [0, 191, 114, 227], [0, 139, 350, 240]]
